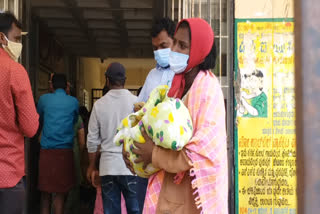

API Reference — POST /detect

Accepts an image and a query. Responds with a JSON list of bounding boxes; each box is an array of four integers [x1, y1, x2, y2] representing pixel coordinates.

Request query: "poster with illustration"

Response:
[[234, 19, 297, 214], [236, 68, 268, 118]]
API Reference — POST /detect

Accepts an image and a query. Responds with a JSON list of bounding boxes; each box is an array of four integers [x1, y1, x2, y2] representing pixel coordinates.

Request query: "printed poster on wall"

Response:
[[234, 19, 297, 214]]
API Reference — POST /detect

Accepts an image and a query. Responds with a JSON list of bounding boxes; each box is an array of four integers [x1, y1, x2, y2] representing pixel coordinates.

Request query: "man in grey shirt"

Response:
[[86, 62, 139, 214]]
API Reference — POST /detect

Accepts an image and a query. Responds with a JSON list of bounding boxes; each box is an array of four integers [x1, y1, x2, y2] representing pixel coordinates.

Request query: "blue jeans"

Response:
[[136, 177, 148, 212], [101, 175, 140, 214]]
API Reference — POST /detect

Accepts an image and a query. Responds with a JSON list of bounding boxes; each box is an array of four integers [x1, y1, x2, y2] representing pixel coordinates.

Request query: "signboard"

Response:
[[234, 19, 297, 214]]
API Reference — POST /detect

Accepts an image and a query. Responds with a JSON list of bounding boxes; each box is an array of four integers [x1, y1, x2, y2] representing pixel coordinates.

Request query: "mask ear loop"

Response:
[[0, 33, 8, 47]]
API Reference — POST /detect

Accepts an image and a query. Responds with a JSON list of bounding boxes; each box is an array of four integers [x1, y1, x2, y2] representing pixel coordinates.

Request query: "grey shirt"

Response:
[[87, 89, 137, 176]]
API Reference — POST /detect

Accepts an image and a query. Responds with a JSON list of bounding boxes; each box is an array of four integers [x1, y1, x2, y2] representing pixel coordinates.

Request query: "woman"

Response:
[[124, 18, 228, 214]]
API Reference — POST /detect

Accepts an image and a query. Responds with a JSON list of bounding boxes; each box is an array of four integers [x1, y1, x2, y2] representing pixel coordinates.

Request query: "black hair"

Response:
[[199, 41, 217, 70], [52, 74, 67, 90], [107, 77, 125, 87], [151, 17, 176, 39], [177, 21, 191, 39], [178, 21, 217, 70], [0, 11, 22, 36]]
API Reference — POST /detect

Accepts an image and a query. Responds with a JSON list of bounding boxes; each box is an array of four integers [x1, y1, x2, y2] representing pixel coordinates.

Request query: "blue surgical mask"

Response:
[[154, 48, 170, 68], [169, 51, 189, 74]]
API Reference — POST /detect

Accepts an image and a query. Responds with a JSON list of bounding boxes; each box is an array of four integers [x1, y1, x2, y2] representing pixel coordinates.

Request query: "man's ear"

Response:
[[0, 32, 8, 46]]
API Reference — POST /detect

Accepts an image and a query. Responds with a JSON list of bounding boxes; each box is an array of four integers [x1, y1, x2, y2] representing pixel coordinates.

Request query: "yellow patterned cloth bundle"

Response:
[[114, 85, 193, 178]]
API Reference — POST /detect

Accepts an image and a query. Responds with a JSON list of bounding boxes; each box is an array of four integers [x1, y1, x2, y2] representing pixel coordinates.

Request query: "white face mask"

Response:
[[154, 48, 170, 68], [2, 35, 22, 61], [169, 51, 189, 74]]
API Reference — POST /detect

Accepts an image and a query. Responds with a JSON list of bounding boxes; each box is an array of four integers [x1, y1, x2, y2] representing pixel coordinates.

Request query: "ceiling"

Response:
[[31, 0, 165, 58]]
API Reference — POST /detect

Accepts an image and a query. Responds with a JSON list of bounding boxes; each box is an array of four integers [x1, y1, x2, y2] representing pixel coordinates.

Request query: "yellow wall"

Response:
[[79, 57, 156, 109], [235, 0, 294, 18], [79, 58, 103, 110]]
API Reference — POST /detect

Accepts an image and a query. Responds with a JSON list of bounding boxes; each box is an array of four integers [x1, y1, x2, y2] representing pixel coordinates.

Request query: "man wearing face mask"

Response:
[[134, 18, 176, 112], [132, 17, 176, 212], [0, 11, 39, 214], [0, 12, 24, 61]]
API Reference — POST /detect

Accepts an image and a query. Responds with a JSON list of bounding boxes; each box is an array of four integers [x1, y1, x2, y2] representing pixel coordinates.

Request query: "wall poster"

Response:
[[234, 19, 297, 214]]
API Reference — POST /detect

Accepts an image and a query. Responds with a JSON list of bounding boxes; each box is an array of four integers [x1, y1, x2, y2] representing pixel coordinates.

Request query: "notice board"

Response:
[[234, 19, 297, 214]]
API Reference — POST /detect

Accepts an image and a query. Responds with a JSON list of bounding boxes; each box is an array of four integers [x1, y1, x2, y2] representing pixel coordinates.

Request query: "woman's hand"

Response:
[[132, 128, 155, 169], [122, 143, 136, 175]]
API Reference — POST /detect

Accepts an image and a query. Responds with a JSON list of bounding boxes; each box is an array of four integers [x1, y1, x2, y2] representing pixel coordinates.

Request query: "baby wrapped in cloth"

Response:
[[114, 85, 193, 178]]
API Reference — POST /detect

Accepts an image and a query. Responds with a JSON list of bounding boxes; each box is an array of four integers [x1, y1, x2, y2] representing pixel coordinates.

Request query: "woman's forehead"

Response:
[[175, 27, 190, 42]]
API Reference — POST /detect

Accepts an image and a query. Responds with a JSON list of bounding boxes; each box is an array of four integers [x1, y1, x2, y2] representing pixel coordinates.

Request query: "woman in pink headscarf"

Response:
[[124, 18, 228, 214]]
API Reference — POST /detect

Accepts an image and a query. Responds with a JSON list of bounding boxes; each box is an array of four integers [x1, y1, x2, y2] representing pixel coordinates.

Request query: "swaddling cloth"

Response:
[[114, 85, 193, 178]]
